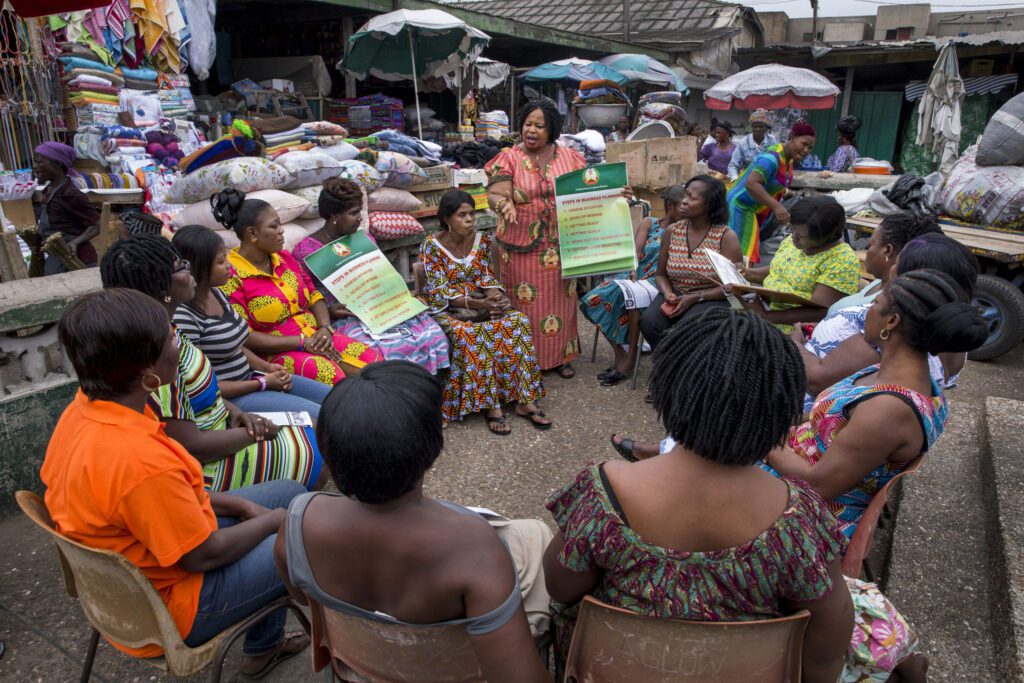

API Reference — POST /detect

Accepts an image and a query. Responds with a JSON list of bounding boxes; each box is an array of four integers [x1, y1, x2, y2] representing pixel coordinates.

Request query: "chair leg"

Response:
[[80, 629, 100, 683], [208, 597, 311, 683], [591, 324, 600, 363], [630, 333, 644, 390], [862, 558, 875, 584]]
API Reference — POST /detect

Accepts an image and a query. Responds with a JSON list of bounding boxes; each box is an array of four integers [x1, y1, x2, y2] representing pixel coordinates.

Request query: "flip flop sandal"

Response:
[[600, 369, 628, 387], [486, 415, 511, 436], [240, 631, 309, 680], [610, 434, 639, 463], [556, 364, 576, 379], [515, 408, 553, 430], [597, 366, 615, 380]]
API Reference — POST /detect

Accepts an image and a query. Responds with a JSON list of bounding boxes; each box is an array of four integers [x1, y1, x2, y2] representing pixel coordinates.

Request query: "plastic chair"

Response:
[[15, 491, 310, 683], [841, 455, 925, 580], [306, 595, 552, 682], [563, 596, 810, 683]]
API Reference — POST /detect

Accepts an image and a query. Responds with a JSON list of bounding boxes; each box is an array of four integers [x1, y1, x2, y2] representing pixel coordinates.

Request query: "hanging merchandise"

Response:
[[8, 0, 108, 18]]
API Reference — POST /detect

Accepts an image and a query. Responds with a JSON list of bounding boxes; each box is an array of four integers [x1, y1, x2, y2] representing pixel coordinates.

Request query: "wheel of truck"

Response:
[[969, 274, 1024, 361]]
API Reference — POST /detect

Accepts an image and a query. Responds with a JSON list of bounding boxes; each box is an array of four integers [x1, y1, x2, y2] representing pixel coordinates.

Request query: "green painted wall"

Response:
[[807, 91, 905, 166]]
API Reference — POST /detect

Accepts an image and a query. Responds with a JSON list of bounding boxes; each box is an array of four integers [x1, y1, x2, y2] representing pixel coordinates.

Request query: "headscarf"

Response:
[[34, 142, 77, 170], [749, 109, 771, 125], [790, 122, 817, 138]]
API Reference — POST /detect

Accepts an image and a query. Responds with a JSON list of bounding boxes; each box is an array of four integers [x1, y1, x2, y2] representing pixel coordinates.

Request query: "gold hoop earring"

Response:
[[879, 329, 891, 341], [141, 373, 162, 392]]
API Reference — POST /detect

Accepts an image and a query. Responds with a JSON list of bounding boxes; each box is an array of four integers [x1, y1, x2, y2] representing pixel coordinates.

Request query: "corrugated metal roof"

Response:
[[445, 0, 752, 46], [905, 73, 1019, 101], [749, 30, 1024, 53]]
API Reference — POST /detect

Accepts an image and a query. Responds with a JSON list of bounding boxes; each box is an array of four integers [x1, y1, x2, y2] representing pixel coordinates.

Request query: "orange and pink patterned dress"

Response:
[[485, 144, 587, 370], [221, 248, 383, 385]]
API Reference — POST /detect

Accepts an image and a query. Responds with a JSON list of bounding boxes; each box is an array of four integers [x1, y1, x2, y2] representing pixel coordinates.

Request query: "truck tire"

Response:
[[969, 274, 1024, 361]]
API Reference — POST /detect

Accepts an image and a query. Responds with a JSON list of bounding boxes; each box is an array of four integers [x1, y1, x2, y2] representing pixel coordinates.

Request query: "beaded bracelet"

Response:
[[256, 375, 267, 392]]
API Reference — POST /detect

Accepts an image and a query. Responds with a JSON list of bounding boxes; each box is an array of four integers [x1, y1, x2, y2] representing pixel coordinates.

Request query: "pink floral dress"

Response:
[[221, 248, 383, 385]]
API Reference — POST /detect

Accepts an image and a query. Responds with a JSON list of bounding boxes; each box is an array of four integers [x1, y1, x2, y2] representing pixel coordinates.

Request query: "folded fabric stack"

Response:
[[576, 79, 629, 106], [475, 111, 509, 140], [72, 172, 143, 190], [179, 120, 264, 175], [374, 129, 442, 162], [76, 104, 121, 126], [558, 131, 606, 165], [263, 126, 307, 156], [121, 66, 159, 92], [157, 74, 195, 119], [269, 143, 315, 160]]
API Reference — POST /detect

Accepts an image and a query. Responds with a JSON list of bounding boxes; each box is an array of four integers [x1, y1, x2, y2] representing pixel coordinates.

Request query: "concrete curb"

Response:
[[982, 396, 1024, 682]]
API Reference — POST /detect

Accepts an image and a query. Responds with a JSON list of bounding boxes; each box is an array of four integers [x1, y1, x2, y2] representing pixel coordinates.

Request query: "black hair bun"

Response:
[[837, 115, 862, 135], [210, 188, 246, 229], [920, 302, 988, 354]]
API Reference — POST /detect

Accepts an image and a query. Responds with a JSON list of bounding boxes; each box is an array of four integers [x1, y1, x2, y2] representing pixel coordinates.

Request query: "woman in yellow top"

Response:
[[213, 189, 384, 385], [740, 195, 861, 331]]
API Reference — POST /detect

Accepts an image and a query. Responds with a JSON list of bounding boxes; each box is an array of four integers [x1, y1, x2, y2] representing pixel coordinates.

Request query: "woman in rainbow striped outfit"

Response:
[[726, 122, 818, 264]]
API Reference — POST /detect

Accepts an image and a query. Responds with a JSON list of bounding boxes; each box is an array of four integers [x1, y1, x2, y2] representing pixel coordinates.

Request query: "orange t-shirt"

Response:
[[41, 390, 217, 658]]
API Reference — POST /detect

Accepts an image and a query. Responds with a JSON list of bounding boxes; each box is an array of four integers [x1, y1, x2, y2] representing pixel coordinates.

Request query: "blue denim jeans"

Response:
[[184, 480, 305, 655], [231, 375, 332, 421]]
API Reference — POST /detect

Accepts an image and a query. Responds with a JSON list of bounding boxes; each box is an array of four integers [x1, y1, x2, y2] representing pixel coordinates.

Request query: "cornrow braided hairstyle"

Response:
[[318, 177, 363, 220], [100, 233, 178, 300], [877, 211, 941, 252], [886, 269, 988, 355], [650, 307, 806, 465]]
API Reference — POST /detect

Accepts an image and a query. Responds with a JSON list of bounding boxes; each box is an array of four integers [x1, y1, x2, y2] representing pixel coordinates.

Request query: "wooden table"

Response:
[[847, 215, 1024, 264]]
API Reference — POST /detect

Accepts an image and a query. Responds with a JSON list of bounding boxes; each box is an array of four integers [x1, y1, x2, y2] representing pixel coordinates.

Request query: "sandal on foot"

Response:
[[610, 434, 639, 463], [597, 366, 615, 380], [600, 369, 628, 386], [515, 407, 553, 430], [239, 631, 310, 680], [486, 414, 511, 436], [556, 363, 576, 379]]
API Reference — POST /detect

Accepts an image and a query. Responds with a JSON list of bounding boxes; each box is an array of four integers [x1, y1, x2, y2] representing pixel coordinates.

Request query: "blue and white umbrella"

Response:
[[520, 58, 629, 86], [598, 53, 688, 93]]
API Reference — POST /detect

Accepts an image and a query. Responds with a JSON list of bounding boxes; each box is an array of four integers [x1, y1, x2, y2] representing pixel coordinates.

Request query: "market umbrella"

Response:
[[520, 58, 629, 87], [597, 54, 688, 93], [916, 41, 964, 174], [339, 9, 491, 138], [703, 64, 839, 110]]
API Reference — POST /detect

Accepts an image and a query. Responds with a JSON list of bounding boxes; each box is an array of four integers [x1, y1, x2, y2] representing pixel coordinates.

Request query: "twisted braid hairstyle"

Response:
[[877, 211, 941, 252], [210, 188, 271, 239], [650, 307, 805, 465], [318, 177, 363, 220], [100, 233, 178, 299], [885, 269, 988, 355]]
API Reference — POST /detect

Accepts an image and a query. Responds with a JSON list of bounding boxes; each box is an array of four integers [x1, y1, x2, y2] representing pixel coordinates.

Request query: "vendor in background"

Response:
[[727, 109, 779, 181], [824, 116, 861, 174], [686, 123, 706, 156], [726, 121, 817, 264], [699, 121, 735, 176], [606, 117, 630, 143], [31, 142, 100, 275]]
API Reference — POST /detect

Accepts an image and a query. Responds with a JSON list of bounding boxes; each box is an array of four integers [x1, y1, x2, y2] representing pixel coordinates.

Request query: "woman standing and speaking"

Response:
[[485, 100, 587, 379]]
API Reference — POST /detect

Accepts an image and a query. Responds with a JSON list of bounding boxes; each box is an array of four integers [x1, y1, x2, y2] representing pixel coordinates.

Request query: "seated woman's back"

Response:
[[290, 492, 516, 625]]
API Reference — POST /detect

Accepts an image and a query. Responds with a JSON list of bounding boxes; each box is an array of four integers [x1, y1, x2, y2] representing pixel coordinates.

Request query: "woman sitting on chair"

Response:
[[42, 288, 308, 676], [274, 361, 553, 683], [544, 308, 926, 682], [764, 269, 987, 538], [580, 184, 684, 386]]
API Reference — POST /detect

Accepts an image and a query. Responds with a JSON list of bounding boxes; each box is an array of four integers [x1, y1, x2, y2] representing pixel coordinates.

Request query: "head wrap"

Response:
[[749, 109, 771, 125], [34, 142, 77, 170], [790, 122, 817, 138]]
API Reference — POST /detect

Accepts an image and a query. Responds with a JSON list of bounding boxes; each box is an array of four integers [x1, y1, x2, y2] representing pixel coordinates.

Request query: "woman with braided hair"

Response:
[[766, 269, 988, 541], [213, 188, 384, 386], [291, 178, 450, 374], [100, 234, 326, 493], [544, 308, 927, 682]]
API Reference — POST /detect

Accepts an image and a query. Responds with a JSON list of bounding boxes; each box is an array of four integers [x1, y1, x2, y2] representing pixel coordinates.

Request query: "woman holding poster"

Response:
[[486, 99, 587, 379], [422, 191, 550, 435], [213, 189, 385, 386], [292, 179, 450, 376]]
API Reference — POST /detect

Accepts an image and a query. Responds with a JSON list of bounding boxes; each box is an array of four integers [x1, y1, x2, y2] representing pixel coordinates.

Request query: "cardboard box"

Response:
[[1, 199, 36, 230], [635, 188, 666, 220], [606, 137, 697, 190], [409, 185, 488, 218], [453, 168, 487, 186], [409, 164, 453, 193], [259, 79, 295, 93]]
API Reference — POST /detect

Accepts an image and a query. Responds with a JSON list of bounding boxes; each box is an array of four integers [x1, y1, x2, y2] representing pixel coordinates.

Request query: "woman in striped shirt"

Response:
[[172, 226, 330, 420]]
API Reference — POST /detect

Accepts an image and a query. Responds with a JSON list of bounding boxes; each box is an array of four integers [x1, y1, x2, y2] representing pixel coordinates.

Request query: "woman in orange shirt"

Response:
[[41, 289, 309, 677]]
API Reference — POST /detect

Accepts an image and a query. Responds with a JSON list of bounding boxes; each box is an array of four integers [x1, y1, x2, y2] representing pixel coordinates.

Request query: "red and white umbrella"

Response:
[[704, 64, 840, 111]]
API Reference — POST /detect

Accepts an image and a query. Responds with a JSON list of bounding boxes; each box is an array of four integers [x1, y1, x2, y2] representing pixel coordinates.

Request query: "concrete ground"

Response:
[[1, 324, 1021, 682]]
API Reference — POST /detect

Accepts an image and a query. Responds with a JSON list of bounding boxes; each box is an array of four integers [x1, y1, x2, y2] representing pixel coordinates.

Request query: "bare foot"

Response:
[[887, 653, 928, 683]]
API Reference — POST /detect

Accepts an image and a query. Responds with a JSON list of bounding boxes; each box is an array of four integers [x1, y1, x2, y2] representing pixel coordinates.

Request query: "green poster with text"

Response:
[[554, 162, 637, 278], [303, 231, 426, 336]]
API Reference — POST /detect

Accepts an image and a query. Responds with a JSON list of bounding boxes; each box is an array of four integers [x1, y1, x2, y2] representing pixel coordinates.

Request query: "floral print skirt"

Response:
[[843, 577, 919, 682]]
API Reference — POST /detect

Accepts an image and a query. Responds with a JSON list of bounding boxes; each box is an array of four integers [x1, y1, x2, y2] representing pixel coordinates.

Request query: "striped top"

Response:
[[664, 220, 730, 294], [150, 328, 230, 432], [173, 289, 252, 382]]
